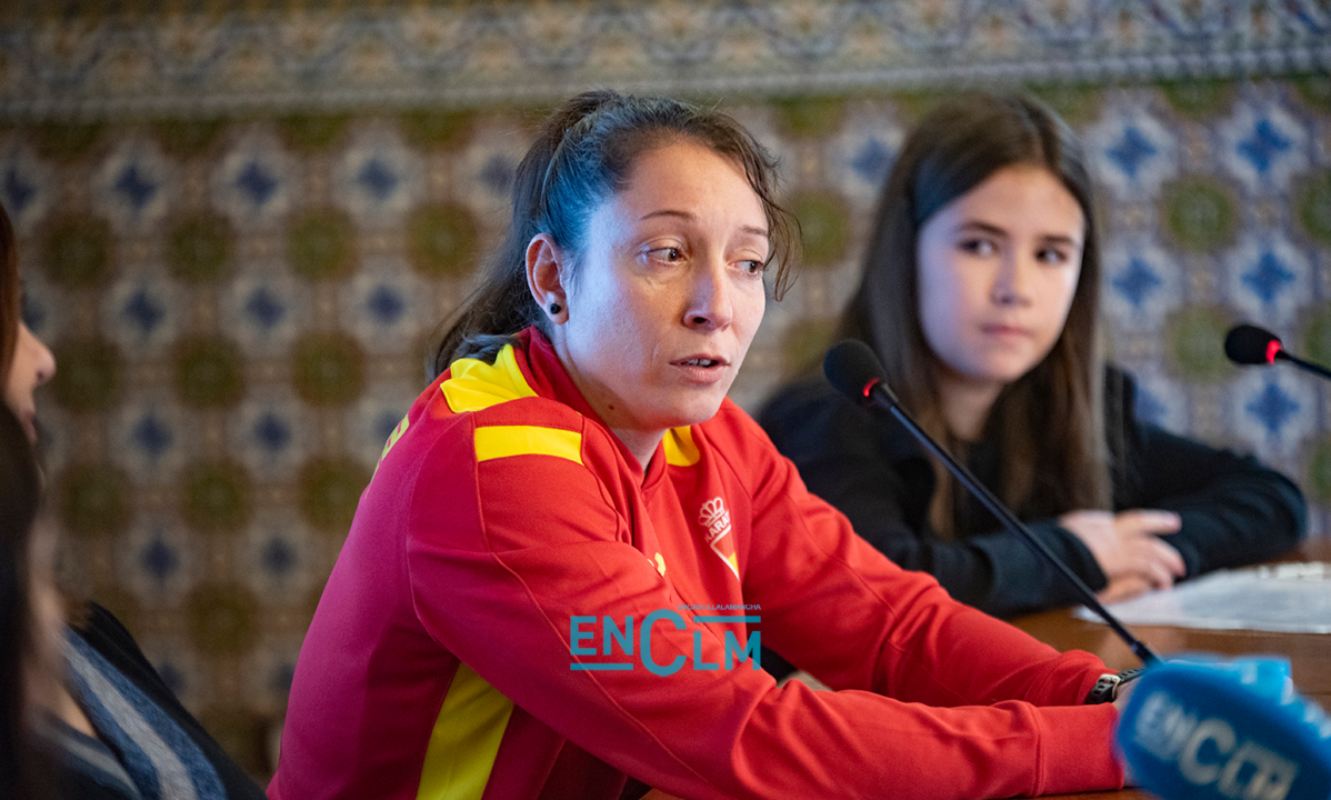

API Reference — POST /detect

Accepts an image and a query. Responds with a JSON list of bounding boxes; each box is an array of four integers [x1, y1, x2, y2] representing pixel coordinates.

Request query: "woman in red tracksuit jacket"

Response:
[[272, 90, 1133, 800]]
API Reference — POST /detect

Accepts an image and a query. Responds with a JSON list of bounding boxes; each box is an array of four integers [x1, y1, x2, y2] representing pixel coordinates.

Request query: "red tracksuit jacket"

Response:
[[271, 327, 1124, 799]]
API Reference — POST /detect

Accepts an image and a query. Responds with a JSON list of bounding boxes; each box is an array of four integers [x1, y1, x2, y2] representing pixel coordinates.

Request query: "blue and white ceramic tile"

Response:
[[1087, 94, 1181, 199], [339, 258, 427, 355], [210, 127, 297, 228], [219, 265, 310, 357], [1020, 0, 1096, 40], [1224, 235, 1314, 329], [383, 7, 477, 73], [0, 140, 56, 233], [499, 3, 609, 72], [93, 138, 178, 233], [102, 262, 183, 356], [236, 513, 318, 599], [1217, 93, 1312, 193], [246, 633, 306, 716], [883, 0, 973, 50], [228, 389, 312, 478], [1102, 237, 1184, 329], [752, 2, 860, 62], [117, 516, 200, 605], [822, 105, 904, 203], [110, 395, 188, 478], [453, 120, 531, 215], [334, 124, 423, 223], [630, 3, 734, 67], [1230, 368, 1319, 459]]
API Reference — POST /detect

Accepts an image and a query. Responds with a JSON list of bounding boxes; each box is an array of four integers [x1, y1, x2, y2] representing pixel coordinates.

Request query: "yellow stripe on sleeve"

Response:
[[415, 663, 515, 800], [474, 425, 583, 465]]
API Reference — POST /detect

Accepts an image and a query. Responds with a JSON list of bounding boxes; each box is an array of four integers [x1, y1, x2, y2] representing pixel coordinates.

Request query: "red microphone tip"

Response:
[[1266, 339, 1283, 364], [860, 378, 879, 400]]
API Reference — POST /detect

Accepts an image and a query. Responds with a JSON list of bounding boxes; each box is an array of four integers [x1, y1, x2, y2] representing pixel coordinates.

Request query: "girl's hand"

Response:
[[1059, 509, 1185, 599], [1097, 574, 1153, 604]]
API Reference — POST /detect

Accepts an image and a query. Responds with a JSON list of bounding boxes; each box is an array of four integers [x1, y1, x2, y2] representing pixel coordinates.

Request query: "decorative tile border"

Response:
[[2, 1, 1328, 120]]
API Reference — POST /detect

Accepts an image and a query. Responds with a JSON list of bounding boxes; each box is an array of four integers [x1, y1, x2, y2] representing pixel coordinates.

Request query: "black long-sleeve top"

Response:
[[758, 369, 1308, 618]]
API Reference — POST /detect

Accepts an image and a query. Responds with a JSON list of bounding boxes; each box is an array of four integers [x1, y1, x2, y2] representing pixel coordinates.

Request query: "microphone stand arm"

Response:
[[873, 392, 1161, 666], [1277, 351, 1331, 382]]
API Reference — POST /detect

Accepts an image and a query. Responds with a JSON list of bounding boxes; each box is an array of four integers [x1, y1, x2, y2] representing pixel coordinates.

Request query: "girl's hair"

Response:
[[430, 90, 799, 374], [1, 202, 58, 798], [0, 403, 45, 798], [1, 203, 18, 377], [838, 92, 1111, 537]]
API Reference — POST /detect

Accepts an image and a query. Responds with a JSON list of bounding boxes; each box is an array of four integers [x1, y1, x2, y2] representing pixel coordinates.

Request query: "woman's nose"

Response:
[[683, 261, 734, 331]]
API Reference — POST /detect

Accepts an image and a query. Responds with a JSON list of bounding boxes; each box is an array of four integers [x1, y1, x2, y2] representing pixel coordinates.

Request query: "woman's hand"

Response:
[[1058, 509, 1185, 602]]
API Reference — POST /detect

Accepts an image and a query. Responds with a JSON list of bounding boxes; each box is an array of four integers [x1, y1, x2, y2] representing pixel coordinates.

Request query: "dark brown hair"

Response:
[[1, 203, 18, 378], [431, 90, 799, 374], [0, 202, 49, 797], [839, 92, 1111, 537], [0, 401, 45, 798]]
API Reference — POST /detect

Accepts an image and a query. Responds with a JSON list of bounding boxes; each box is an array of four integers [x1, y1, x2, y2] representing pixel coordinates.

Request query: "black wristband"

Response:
[[1085, 667, 1145, 704]]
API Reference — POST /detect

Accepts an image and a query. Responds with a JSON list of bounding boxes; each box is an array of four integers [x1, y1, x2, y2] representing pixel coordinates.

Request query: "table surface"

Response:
[[1012, 537, 1331, 799]]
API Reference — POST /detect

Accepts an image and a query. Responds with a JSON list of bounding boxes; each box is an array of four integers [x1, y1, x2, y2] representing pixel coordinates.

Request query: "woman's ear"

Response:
[[525, 233, 569, 323]]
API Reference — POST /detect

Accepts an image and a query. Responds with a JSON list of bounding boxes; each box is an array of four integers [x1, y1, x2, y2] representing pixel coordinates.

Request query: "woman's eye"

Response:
[[739, 259, 766, 275], [647, 246, 684, 263], [959, 238, 997, 257]]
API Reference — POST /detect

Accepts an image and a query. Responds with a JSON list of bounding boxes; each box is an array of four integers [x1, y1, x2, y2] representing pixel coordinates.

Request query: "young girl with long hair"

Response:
[[761, 93, 1305, 617]]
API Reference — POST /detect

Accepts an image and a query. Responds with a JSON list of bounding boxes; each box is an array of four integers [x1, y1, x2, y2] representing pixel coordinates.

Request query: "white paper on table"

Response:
[[1073, 562, 1331, 633]]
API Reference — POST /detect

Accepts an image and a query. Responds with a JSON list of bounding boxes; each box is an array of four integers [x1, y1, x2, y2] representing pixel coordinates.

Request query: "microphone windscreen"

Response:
[[823, 340, 887, 404], [1225, 324, 1282, 365], [1116, 657, 1331, 800]]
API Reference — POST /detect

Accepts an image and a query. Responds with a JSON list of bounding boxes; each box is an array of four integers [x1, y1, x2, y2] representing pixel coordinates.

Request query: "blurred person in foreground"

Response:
[[0, 201, 264, 799]]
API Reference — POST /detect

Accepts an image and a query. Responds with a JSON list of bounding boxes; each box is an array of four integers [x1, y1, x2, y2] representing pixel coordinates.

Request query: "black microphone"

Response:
[[1224, 323, 1331, 381], [824, 339, 1160, 666]]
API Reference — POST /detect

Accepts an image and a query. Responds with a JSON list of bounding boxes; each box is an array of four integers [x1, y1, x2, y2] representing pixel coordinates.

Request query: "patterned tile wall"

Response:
[[2, 0, 1328, 777]]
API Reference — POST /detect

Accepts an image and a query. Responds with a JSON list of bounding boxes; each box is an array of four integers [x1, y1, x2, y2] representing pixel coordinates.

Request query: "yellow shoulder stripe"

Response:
[[441, 343, 538, 413], [475, 425, 582, 465], [663, 425, 700, 467], [377, 414, 411, 467], [415, 663, 514, 800]]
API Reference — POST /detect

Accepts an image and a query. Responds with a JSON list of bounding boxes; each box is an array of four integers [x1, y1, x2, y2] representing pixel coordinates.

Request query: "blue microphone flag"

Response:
[[1116, 657, 1331, 800]]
